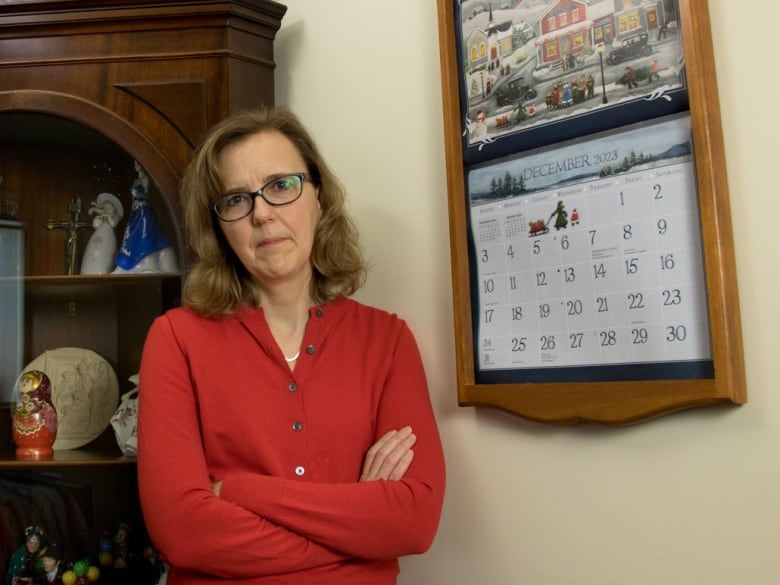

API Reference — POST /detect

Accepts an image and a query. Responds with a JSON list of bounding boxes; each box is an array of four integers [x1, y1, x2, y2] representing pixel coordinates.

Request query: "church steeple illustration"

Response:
[[487, 3, 501, 73]]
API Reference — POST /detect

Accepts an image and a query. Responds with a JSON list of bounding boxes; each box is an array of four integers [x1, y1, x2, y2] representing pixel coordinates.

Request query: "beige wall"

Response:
[[275, 1, 779, 583]]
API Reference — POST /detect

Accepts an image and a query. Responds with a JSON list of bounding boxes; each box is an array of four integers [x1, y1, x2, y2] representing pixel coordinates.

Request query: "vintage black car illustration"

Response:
[[606, 32, 652, 65], [495, 74, 538, 107]]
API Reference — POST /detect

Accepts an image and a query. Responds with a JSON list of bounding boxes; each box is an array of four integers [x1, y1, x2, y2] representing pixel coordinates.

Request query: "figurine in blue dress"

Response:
[[113, 161, 178, 274]]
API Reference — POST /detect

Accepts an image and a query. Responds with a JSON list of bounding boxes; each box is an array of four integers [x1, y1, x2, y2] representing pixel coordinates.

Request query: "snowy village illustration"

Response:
[[459, 0, 685, 144]]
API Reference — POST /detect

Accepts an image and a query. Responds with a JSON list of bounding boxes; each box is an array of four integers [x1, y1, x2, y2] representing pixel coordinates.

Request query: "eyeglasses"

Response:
[[211, 172, 309, 222]]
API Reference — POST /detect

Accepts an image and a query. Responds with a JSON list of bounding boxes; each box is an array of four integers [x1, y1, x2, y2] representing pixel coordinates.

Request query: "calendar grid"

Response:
[[471, 120, 712, 376]]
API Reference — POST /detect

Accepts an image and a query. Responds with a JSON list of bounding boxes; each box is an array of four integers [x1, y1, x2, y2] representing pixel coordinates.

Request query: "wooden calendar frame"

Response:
[[436, 0, 746, 424]]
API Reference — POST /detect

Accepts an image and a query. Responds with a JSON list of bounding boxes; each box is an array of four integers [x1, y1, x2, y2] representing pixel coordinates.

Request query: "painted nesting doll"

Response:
[[12, 370, 58, 459]]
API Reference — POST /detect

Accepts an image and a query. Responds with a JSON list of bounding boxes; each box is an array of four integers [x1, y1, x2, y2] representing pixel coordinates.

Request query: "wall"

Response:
[[274, 1, 779, 584]]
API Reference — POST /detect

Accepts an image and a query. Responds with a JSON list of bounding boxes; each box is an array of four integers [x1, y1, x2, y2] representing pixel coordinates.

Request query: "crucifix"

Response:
[[45, 197, 93, 275]]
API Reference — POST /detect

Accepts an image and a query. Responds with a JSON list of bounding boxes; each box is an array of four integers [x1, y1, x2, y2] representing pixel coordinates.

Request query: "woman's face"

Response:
[[216, 130, 320, 293], [26, 535, 40, 553]]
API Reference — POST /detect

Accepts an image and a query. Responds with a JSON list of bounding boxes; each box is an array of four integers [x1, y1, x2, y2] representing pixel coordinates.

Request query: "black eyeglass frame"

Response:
[[211, 172, 310, 222]]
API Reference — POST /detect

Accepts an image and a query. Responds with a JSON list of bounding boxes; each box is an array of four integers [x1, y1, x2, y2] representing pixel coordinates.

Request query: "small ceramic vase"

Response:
[[12, 370, 58, 459]]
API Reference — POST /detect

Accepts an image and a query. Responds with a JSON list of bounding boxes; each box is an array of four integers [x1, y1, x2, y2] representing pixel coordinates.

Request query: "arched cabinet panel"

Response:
[[0, 94, 185, 273]]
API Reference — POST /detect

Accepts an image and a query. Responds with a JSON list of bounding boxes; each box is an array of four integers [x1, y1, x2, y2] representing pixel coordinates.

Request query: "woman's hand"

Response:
[[360, 426, 416, 482]]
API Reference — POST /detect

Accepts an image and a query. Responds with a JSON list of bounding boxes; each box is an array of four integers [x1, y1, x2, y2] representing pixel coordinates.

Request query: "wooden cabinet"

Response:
[[0, 1, 285, 581]]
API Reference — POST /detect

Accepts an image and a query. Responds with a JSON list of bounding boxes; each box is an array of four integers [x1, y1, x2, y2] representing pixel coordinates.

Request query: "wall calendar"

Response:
[[436, 0, 745, 424]]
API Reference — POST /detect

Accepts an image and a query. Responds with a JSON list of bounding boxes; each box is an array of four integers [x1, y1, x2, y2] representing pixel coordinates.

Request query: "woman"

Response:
[[137, 107, 446, 584]]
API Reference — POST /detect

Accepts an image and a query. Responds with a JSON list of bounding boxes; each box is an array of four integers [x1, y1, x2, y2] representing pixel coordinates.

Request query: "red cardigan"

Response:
[[137, 297, 445, 584]]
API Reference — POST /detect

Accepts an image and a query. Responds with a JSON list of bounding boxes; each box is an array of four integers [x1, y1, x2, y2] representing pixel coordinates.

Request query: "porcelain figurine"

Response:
[[113, 161, 178, 274], [4, 525, 48, 585], [80, 192, 124, 275], [39, 542, 65, 585], [12, 370, 58, 459]]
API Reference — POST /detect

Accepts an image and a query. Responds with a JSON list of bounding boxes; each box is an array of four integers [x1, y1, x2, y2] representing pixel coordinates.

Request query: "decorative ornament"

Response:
[[113, 161, 178, 274], [81, 191, 124, 274], [11, 370, 58, 459]]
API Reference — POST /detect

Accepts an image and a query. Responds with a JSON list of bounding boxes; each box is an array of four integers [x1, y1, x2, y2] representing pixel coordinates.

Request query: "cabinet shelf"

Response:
[[0, 448, 135, 468], [21, 273, 182, 299]]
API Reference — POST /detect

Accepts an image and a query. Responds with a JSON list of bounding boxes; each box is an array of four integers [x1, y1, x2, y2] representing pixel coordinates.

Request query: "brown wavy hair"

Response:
[[179, 106, 367, 316]]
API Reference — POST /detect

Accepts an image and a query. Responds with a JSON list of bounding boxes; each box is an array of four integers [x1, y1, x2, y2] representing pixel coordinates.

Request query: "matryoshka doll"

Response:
[[11, 370, 58, 459]]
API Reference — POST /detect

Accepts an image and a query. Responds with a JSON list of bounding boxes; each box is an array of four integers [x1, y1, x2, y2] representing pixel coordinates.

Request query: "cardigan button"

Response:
[[294, 466, 305, 476], [288, 382, 298, 392], [315, 309, 324, 318], [305, 345, 315, 355], [292, 421, 303, 432]]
